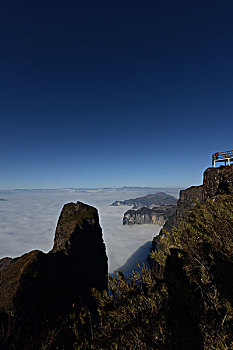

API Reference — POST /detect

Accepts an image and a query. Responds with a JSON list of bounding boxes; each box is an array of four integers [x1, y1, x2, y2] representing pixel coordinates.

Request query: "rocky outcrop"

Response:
[[111, 192, 177, 209], [0, 257, 12, 272], [176, 185, 203, 222], [149, 165, 233, 260], [203, 165, 233, 198], [0, 201, 108, 350], [123, 205, 176, 225], [176, 165, 233, 223]]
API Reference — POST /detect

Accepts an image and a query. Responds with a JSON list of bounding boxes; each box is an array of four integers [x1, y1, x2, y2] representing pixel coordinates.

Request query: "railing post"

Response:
[[211, 150, 232, 167]]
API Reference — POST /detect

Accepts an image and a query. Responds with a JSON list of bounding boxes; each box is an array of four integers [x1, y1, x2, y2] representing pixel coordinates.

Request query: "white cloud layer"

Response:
[[0, 188, 178, 274]]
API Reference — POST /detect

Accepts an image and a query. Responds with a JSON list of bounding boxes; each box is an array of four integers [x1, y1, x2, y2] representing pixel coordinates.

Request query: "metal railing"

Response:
[[212, 150, 233, 167]]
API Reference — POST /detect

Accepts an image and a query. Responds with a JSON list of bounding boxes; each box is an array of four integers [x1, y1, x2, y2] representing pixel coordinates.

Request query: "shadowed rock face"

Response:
[[0, 201, 108, 350], [52, 202, 99, 254], [176, 185, 203, 222], [149, 165, 233, 262]]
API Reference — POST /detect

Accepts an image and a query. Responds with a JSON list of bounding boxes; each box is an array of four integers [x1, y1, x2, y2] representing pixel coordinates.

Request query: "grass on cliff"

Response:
[[42, 192, 233, 350]]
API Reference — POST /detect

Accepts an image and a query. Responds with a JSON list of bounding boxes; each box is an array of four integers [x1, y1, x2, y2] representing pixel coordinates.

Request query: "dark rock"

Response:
[[203, 164, 233, 198], [0, 201, 108, 350], [176, 185, 203, 222], [0, 257, 12, 272]]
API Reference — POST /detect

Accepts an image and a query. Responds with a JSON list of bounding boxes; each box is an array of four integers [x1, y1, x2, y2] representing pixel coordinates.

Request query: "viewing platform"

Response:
[[212, 150, 233, 167]]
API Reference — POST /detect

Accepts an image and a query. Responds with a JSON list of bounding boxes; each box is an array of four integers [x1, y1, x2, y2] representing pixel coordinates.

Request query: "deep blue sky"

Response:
[[1, 0, 233, 189]]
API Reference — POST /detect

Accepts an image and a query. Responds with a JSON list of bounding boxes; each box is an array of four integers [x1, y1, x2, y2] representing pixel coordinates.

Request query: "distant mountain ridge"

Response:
[[111, 192, 177, 209]]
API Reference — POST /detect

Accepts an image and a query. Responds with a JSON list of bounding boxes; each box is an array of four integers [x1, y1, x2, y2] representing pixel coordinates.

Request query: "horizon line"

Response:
[[0, 185, 183, 191]]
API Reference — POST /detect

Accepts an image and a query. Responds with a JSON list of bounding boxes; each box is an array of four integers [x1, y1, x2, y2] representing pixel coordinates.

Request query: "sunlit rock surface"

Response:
[[123, 205, 176, 225]]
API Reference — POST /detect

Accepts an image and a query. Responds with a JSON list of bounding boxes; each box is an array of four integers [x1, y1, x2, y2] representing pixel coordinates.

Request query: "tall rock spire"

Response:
[[0, 201, 108, 350]]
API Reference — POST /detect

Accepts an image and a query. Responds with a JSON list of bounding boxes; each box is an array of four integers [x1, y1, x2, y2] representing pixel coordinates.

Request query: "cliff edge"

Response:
[[123, 205, 176, 225], [150, 165, 233, 258]]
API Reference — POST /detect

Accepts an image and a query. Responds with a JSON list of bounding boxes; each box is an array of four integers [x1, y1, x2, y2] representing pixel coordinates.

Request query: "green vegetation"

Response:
[[60, 203, 97, 226], [42, 193, 233, 350], [60, 211, 94, 225]]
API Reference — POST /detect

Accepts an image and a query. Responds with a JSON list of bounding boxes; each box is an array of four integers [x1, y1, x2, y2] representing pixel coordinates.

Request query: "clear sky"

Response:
[[1, 0, 233, 189]]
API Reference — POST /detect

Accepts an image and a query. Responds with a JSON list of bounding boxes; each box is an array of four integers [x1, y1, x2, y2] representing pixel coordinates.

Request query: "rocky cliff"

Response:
[[123, 205, 176, 225], [0, 201, 108, 350], [111, 192, 177, 209], [34, 166, 233, 349], [150, 165, 233, 257]]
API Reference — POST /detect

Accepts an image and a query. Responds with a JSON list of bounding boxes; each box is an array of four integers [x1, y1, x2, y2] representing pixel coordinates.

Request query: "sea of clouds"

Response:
[[0, 188, 179, 274]]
